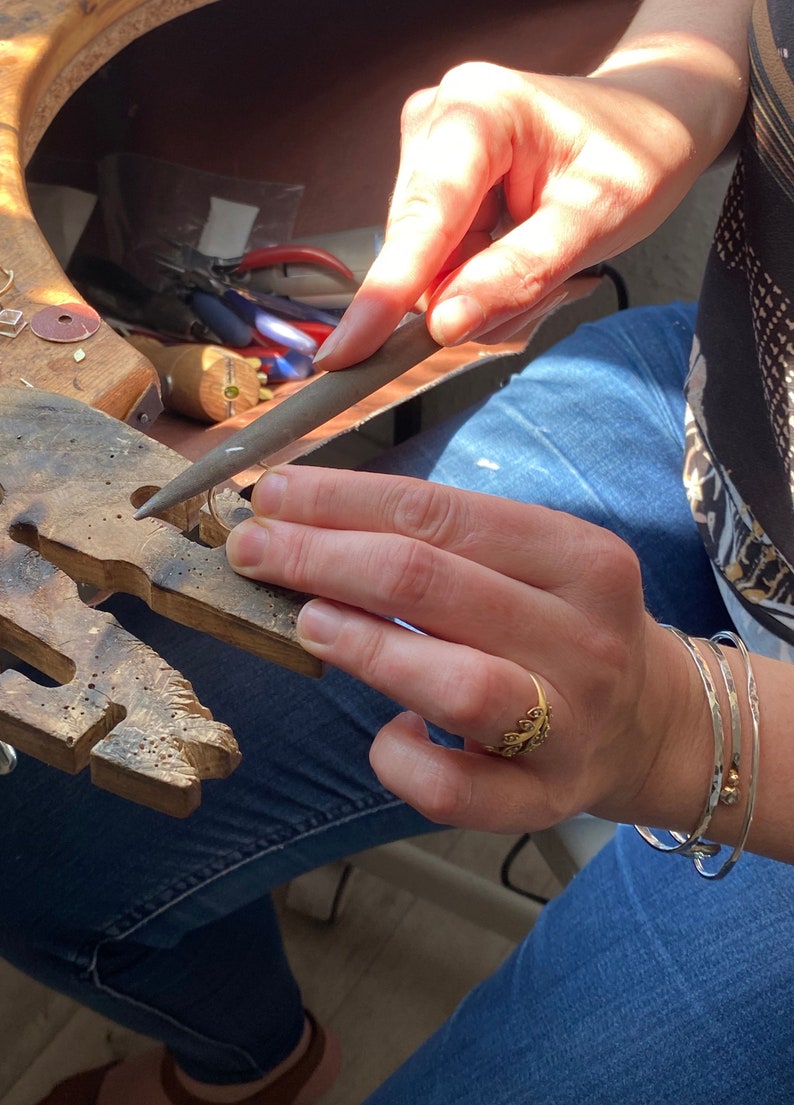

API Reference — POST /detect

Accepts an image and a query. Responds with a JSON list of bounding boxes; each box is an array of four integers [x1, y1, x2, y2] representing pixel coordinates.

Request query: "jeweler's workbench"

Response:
[[0, 0, 638, 812], [0, 0, 220, 421]]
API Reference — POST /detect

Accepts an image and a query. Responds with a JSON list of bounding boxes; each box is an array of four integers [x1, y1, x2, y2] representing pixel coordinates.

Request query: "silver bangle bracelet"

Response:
[[635, 627, 760, 880], [701, 638, 741, 809], [635, 626, 725, 856], [694, 632, 760, 880]]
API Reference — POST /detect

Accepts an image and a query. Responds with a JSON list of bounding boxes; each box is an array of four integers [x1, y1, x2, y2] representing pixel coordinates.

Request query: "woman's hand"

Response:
[[226, 466, 707, 835], [314, 3, 751, 369]]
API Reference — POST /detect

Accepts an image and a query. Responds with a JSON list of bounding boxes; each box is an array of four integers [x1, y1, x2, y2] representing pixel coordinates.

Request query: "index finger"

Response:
[[314, 87, 515, 370], [380, 94, 506, 292], [247, 465, 613, 599]]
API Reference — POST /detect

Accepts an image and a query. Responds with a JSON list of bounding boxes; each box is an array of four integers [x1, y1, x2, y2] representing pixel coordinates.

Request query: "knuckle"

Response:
[[351, 620, 390, 684], [446, 671, 499, 737], [557, 528, 645, 678], [388, 481, 463, 548], [415, 763, 473, 825], [401, 86, 436, 130], [586, 528, 643, 600], [379, 537, 439, 607], [277, 524, 322, 590], [434, 661, 505, 738], [296, 471, 332, 522], [560, 522, 643, 605], [387, 191, 458, 253], [533, 777, 571, 829], [436, 61, 507, 104], [495, 248, 548, 308]]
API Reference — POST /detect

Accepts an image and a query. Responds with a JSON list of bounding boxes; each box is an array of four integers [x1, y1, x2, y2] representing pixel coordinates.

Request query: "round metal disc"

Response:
[[30, 302, 101, 343]]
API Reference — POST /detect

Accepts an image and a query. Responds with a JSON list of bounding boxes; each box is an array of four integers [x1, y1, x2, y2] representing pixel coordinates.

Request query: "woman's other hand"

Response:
[[226, 466, 706, 835], [315, 2, 752, 369]]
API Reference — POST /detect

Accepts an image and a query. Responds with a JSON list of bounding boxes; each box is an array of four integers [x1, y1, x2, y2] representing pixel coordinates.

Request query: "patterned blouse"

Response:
[[685, 0, 794, 659]]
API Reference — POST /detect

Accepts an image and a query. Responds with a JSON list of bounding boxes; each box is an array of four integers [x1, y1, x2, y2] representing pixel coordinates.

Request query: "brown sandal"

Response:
[[160, 1011, 337, 1105], [34, 1061, 121, 1105], [35, 1011, 338, 1105]]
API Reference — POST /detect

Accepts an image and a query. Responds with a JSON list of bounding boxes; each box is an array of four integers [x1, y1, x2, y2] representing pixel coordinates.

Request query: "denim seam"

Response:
[[85, 795, 407, 1074], [92, 794, 405, 944]]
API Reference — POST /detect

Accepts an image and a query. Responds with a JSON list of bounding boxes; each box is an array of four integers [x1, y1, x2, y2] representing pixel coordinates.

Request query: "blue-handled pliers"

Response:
[[156, 258, 322, 353]]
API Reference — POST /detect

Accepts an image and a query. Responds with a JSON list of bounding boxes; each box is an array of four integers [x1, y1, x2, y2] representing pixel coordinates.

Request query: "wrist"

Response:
[[619, 620, 717, 831], [630, 626, 761, 873], [588, 10, 751, 168]]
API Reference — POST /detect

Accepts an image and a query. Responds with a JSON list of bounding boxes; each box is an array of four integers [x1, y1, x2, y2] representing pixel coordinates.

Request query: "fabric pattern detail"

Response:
[[714, 156, 794, 491], [685, 390, 794, 638], [749, 9, 794, 200], [686, 0, 794, 644]]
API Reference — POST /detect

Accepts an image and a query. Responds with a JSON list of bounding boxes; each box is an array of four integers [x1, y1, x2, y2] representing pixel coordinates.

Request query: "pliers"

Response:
[[69, 254, 215, 342], [161, 238, 354, 286], [157, 240, 345, 326], [156, 258, 324, 357]]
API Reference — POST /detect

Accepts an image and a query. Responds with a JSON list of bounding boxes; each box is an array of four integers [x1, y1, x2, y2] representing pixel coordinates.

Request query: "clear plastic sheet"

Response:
[[96, 152, 304, 289]]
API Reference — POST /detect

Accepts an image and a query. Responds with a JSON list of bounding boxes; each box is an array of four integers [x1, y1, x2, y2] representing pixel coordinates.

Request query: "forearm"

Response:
[[590, 0, 754, 166]]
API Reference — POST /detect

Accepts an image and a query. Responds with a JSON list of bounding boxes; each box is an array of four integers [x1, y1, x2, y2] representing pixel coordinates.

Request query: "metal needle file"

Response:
[[134, 314, 441, 520]]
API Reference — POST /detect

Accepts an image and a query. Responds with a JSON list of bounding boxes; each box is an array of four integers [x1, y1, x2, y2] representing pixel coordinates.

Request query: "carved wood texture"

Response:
[[0, 386, 318, 816]]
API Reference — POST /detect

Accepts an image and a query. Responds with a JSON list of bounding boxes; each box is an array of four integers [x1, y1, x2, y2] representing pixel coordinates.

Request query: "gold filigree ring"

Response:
[[485, 673, 552, 758]]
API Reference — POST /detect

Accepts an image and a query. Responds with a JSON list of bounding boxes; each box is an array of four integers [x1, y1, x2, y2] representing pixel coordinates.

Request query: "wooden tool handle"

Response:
[[127, 335, 261, 422]]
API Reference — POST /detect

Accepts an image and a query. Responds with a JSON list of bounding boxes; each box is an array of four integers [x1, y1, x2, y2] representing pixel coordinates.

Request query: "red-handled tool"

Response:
[[228, 245, 354, 279]]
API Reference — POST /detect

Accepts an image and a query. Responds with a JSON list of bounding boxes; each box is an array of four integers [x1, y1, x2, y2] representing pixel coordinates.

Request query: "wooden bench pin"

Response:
[[0, 385, 319, 817]]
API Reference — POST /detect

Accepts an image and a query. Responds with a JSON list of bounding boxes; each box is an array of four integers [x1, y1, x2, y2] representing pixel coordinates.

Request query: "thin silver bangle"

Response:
[[702, 638, 741, 807], [693, 632, 760, 880], [669, 636, 740, 858], [635, 626, 725, 856]]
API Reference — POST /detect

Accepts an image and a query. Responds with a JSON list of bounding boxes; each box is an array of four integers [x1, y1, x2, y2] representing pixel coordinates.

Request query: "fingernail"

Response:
[[401, 710, 428, 736], [297, 600, 343, 646], [312, 322, 347, 367], [253, 471, 287, 517], [429, 295, 486, 345], [226, 519, 269, 569]]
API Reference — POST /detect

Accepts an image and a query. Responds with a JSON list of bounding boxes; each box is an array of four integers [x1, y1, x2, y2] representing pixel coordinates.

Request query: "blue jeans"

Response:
[[3, 304, 793, 1099]]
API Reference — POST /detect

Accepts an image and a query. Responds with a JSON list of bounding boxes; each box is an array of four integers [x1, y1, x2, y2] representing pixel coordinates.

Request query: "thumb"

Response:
[[426, 196, 610, 346], [369, 711, 557, 832]]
